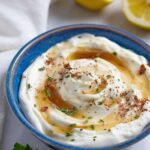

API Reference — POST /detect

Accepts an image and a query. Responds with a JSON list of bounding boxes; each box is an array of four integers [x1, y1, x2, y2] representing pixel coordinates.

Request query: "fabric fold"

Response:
[[0, 0, 51, 51], [0, 0, 51, 145]]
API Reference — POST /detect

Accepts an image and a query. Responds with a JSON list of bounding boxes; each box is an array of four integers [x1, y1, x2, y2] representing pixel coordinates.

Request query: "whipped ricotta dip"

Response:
[[19, 34, 150, 147]]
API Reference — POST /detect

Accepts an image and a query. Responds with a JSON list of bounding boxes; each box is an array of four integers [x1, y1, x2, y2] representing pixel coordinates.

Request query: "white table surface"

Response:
[[1, 0, 150, 150]]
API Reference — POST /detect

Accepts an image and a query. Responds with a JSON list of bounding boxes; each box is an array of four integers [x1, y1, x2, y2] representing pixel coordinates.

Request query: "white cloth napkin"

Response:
[[0, 50, 17, 145], [0, 0, 53, 145], [0, 0, 51, 52]]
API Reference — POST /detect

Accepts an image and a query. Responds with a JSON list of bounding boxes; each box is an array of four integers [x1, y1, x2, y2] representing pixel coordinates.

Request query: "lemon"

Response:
[[122, 0, 150, 29], [75, 0, 112, 11]]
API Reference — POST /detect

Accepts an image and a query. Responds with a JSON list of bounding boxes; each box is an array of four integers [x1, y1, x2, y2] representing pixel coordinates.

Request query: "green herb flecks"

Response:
[[83, 119, 89, 124], [112, 52, 117, 56], [68, 124, 76, 128], [48, 130, 53, 134], [98, 101, 103, 105], [78, 36, 82, 38], [99, 119, 104, 124], [94, 59, 98, 62], [83, 116, 93, 124], [59, 107, 77, 116], [65, 132, 73, 137], [106, 75, 111, 79], [48, 76, 53, 81], [70, 139, 75, 142], [87, 116, 93, 119], [38, 67, 45, 71], [13, 143, 33, 150], [90, 125, 95, 130], [96, 88, 99, 92], [51, 123, 56, 126], [93, 136, 97, 141], [44, 88, 51, 97], [77, 75, 82, 79], [27, 84, 31, 89], [65, 74, 70, 78], [134, 115, 139, 120]]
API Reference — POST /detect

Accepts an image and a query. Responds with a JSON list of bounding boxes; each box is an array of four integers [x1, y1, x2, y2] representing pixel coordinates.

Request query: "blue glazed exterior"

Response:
[[5, 24, 150, 150]]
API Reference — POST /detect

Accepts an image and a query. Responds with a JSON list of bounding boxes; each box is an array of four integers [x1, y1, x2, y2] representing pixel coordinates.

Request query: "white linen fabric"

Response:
[[0, 0, 51, 52], [0, 50, 17, 145], [0, 0, 52, 146]]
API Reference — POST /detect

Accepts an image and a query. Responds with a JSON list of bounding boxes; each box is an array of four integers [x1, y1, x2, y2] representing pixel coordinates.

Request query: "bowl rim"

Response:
[[5, 24, 150, 150]]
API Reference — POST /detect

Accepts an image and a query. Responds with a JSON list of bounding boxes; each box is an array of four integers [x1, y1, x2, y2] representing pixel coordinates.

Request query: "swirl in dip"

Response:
[[20, 34, 150, 147]]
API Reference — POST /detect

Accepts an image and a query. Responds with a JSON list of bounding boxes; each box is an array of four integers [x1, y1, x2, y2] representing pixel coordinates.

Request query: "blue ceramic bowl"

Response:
[[5, 24, 150, 150]]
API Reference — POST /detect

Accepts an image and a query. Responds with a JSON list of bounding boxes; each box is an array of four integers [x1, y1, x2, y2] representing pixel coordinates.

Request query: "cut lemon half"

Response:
[[75, 0, 112, 11], [122, 0, 150, 29]]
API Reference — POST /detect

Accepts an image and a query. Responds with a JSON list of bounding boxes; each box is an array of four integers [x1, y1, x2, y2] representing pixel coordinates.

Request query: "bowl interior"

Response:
[[6, 24, 150, 150]]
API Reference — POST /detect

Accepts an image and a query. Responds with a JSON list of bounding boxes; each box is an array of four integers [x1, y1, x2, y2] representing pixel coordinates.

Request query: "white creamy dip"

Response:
[[19, 34, 150, 147]]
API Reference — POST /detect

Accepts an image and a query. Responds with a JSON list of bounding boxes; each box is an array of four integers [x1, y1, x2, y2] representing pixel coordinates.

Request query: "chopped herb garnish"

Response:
[[59, 107, 77, 116], [87, 116, 93, 119], [48, 130, 53, 134], [27, 83, 31, 89], [65, 132, 73, 137], [112, 52, 117, 56], [80, 128, 83, 131], [44, 88, 51, 97], [83, 119, 88, 124], [59, 108, 67, 113], [134, 115, 139, 120], [68, 124, 76, 128], [65, 74, 70, 78], [108, 129, 111, 132], [77, 75, 82, 79], [70, 139, 75, 142], [99, 119, 104, 124], [13, 143, 33, 150], [106, 75, 111, 79], [51, 123, 56, 126], [90, 125, 95, 130], [98, 101, 103, 105], [38, 67, 45, 71], [48, 76, 53, 81], [93, 136, 97, 141], [96, 88, 99, 92]]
